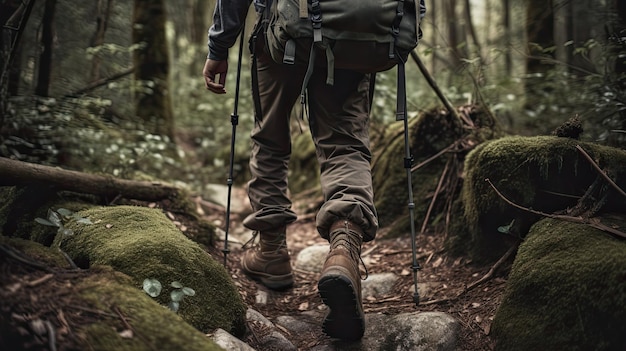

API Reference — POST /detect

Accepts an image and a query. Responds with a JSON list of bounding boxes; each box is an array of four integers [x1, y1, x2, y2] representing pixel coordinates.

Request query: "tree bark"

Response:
[[1, 0, 36, 125], [445, 0, 462, 71], [502, 0, 512, 76], [35, 0, 57, 97], [132, 0, 175, 140], [0, 157, 181, 202], [89, 0, 113, 82]]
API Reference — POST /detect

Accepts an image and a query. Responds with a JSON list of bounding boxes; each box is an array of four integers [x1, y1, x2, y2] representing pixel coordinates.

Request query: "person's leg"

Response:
[[307, 68, 378, 241], [240, 35, 305, 290], [307, 67, 379, 341]]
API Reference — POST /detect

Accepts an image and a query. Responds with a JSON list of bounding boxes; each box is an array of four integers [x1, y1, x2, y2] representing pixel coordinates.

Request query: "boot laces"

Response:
[[242, 230, 287, 253], [330, 223, 369, 280]]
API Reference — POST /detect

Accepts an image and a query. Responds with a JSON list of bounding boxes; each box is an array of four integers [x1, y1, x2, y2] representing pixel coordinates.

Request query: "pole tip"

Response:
[[412, 292, 420, 305]]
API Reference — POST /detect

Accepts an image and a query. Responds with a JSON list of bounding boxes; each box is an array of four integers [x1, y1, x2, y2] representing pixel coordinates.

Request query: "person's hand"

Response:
[[203, 58, 228, 94]]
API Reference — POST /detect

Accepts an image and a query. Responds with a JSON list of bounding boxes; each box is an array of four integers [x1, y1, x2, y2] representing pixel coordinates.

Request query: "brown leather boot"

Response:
[[241, 227, 294, 290], [318, 219, 365, 341]]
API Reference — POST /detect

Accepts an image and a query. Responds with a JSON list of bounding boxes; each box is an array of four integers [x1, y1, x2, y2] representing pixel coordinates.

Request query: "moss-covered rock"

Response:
[[0, 186, 95, 245], [0, 237, 224, 351], [460, 136, 626, 261], [372, 105, 501, 237], [77, 267, 225, 351], [492, 216, 626, 350], [57, 205, 246, 335]]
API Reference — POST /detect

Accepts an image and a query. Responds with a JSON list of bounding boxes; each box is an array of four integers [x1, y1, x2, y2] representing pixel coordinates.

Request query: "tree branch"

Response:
[[410, 51, 464, 127], [0, 157, 180, 202], [576, 145, 626, 199], [64, 67, 135, 97], [485, 178, 626, 239]]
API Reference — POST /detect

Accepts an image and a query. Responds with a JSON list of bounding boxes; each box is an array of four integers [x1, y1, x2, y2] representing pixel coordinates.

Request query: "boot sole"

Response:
[[318, 271, 364, 341], [241, 264, 294, 290]]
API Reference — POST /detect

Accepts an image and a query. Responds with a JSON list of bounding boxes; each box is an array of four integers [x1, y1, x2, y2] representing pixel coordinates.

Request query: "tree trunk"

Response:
[[553, 0, 570, 73], [429, 0, 437, 73], [446, 0, 462, 71], [89, 0, 113, 82], [524, 0, 555, 110], [502, 0, 512, 76], [0, 157, 181, 202], [35, 0, 57, 97], [615, 0, 626, 78], [1, 0, 35, 126], [132, 0, 175, 140], [463, 0, 485, 85]]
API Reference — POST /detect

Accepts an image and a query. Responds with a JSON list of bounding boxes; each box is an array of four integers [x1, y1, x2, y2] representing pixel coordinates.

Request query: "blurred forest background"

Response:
[[0, 0, 624, 198]]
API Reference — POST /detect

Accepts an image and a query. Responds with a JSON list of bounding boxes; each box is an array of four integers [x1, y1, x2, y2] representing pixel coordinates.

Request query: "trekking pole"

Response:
[[396, 58, 421, 306], [223, 25, 246, 267]]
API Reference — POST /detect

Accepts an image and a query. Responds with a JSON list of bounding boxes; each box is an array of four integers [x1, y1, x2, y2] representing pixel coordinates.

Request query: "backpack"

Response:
[[263, 0, 423, 86]]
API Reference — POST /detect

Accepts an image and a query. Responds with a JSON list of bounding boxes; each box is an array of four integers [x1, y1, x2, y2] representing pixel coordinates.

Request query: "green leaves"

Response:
[[34, 208, 93, 237], [143, 278, 163, 298], [142, 279, 195, 313]]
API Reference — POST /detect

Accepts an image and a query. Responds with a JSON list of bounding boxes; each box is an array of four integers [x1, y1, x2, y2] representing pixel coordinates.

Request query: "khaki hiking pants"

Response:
[[242, 34, 378, 242]]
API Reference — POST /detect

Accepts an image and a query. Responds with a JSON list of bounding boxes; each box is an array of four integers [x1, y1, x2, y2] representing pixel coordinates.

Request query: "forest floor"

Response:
[[0, 190, 510, 351], [202, 189, 511, 351]]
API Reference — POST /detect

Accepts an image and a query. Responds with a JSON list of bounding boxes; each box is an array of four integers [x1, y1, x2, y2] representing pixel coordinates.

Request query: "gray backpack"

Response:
[[264, 0, 423, 85]]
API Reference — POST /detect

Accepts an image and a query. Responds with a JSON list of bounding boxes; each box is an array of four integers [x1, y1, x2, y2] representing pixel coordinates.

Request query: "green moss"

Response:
[[461, 136, 626, 261], [0, 186, 96, 245], [0, 236, 70, 268], [372, 106, 501, 237], [58, 205, 246, 335], [492, 216, 626, 350], [76, 267, 224, 351]]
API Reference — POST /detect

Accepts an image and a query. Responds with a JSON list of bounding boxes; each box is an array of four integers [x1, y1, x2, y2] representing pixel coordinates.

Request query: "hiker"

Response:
[[203, 0, 425, 341]]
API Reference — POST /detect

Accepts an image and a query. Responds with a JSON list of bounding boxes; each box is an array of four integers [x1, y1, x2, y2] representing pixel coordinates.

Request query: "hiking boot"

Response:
[[241, 227, 294, 290], [318, 219, 365, 341]]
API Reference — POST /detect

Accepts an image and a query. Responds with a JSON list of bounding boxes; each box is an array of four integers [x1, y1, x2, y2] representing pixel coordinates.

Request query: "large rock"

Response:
[[0, 237, 224, 351], [492, 216, 626, 350], [459, 136, 626, 261], [58, 205, 246, 335]]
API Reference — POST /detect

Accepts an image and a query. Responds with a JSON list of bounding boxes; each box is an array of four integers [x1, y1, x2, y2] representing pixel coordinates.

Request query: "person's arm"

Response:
[[203, 0, 252, 94]]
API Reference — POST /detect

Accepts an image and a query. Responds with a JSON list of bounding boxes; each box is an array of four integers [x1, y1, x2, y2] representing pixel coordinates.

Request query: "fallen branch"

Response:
[[485, 178, 626, 239], [576, 145, 626, 199], [0, 157, 180, 202]]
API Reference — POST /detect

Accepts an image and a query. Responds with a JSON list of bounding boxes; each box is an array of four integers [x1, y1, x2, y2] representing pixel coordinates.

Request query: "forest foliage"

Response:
[[0, 0, 624, 195]]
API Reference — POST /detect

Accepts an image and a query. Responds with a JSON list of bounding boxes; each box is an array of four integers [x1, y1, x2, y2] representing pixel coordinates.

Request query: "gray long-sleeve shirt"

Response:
[[207, 0, 427, 61], [207, 0, 252, 60]]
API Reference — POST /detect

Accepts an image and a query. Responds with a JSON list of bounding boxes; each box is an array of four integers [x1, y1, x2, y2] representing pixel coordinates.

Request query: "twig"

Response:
[[27, 273, 54, 287], [485, 178, 626, 239], [65, 305, 118, 318], [57, 309, 71, 334], [364, 302, 417, 313], [411, 140, 459, 172], [465, 245, 516, 292], [0, 244, 52, 272], [361, 244, 378, 258], [58, 248, 79, 269], [576, 145, 626, 199], [44, 320, 57, 351], [112, 305, 134, 332], [112, 305, 156, 350], [419, 158, 450, 235], [420, 245, 514, 306]]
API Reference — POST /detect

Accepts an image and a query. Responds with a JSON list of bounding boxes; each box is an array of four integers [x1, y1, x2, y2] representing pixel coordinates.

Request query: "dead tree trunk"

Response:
[[0, 157, 181, 202]]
